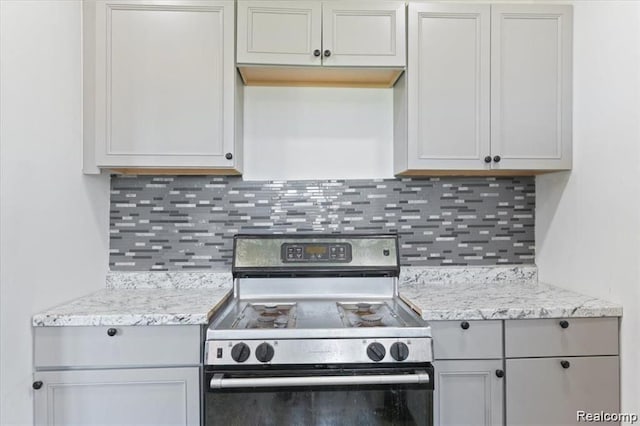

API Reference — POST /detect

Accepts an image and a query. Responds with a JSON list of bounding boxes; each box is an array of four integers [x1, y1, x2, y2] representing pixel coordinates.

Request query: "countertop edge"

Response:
[[419, 307, 623, 321], [32, 289, 233, 327], [399, 281, 623, 321]]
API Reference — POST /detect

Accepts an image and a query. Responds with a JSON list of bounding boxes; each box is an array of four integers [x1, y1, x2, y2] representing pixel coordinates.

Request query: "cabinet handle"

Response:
[[225, 153, 233, 160], [324, 49, 331, 57], [493, 155, 501, 163], [32, 381, 43, 390], [561, 360, 571, 369], [313, 49, 321, 57], [495, 369, 504, 378], [559, 320, 569, 329], [107, 328, 118, 337], [484, 156, 492, 163], [460, 321, 470, 330]]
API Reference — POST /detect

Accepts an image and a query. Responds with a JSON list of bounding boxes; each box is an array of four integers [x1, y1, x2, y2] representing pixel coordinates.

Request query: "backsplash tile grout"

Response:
[[109, 176, 535, 271]]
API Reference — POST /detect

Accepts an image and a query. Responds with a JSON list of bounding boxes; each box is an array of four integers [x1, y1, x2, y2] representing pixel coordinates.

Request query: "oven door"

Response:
[[204, 364, 433, 426]]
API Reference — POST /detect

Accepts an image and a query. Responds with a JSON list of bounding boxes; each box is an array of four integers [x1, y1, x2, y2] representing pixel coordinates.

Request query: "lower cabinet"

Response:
[[431, 320, 504, 426], [434, 360, 504, 426], [506, 356, 620, 425], [432, 317, 620, 426], [33, 367, 200, 426], [504, 318, 620, 425], [33, 325, 202, 426]]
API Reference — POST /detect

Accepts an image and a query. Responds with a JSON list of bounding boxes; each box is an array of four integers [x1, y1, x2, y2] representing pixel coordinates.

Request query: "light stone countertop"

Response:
[[32, 287, 232, 326], [399, 281, 622, 321], [32, 266, 621, 326]]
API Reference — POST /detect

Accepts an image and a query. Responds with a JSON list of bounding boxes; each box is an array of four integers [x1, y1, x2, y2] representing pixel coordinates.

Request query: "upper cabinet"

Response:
[[394, 3, 572, 175], [491, 5, 573, 171], [322, 1, 406, 67], [83, 0, 243, 175], [236, 1, 406, 87], [237, 1, 322, 66], [81, 0, 573, 176]]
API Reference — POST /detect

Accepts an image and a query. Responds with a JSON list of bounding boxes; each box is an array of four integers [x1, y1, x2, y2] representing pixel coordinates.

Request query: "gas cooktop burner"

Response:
[[231, 302, 297, 329], [360, 314, 383, 326], [357, 303, 374, 313], [337, 301, 408, 328]]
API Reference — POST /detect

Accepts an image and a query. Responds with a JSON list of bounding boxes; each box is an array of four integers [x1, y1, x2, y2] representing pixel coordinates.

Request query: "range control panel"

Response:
[[232, 234, 399, 275], [281, 243, 352, 263]]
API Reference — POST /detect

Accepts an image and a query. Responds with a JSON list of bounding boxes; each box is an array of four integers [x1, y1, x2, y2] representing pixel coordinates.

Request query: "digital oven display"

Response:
[[305, 246, 327, 255], [282, 243, 351, 263]]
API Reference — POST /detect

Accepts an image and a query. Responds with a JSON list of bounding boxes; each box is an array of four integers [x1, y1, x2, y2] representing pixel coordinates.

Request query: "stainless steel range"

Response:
[[204, 234, 433, 426]]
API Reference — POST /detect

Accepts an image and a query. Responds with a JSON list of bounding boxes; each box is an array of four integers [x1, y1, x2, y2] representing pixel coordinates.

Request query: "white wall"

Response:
[[536, 1, 640, 416], [0, 1, 110, 425], [243, 86, 394, 181]]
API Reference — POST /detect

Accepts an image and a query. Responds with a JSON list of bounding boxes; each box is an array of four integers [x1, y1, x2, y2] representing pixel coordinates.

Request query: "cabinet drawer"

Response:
[[431, 320, 502, 360], [505, 318, 618, 358], [34, 325, 201, 368], [506, 356, 619, 425]]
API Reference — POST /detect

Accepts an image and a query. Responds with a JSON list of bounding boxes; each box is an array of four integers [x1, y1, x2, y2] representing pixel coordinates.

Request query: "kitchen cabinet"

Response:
[[506, 357, 619, 426], [432, 317, 620, 425], [434, 360, 504, 426], [236, 1, 406, 87], [33, 368, 199, 426], [33, 325, 201, 425], [431, 320, 504, 426], [394, 3, 572, 175], [504, 317, 619, 358], [237, 1, 321, 67], [505, 318, 620, 425], [83, 0, 242, 174]]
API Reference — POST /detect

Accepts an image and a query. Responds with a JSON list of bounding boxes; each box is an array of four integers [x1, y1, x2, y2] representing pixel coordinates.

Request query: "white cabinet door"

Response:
[[491, 5, 572, 170], [396, 4, 573, 175], [33, 367, 200, 426], [93, 0, 240, 170], [506, 356, 619, 425], [434, 360, 504, 426], [322, 1, 406, 67], [406, 4, 490, 171], [237, 1, 322, 66]]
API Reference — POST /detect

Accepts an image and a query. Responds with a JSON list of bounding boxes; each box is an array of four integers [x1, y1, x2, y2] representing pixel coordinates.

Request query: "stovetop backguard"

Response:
[[232, 234, 400, 278]]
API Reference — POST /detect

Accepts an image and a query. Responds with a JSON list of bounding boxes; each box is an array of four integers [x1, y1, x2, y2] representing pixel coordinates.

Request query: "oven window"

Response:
[[205, 384, 431, 426]]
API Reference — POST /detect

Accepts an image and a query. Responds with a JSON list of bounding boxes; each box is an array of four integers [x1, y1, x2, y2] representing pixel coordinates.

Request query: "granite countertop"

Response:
[[32, 287, 233, 326], [399, 281, 622, 321], [32, 267, 622, 327]]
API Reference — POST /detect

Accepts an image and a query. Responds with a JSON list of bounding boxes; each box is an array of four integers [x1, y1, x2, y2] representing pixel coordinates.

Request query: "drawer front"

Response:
[[34, 325, 201, 368], [505, 317, 618, 358], [506, 356, 620, 425], [431, 320, 502, 360]]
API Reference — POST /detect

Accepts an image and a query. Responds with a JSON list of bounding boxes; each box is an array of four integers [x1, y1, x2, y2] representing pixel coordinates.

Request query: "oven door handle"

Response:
[[210, 370, 430, 389]]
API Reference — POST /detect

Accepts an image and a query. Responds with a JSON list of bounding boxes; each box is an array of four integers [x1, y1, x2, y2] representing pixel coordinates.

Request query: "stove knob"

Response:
[[390, 342, 409, 361], [367, 342, 386, 362], [231, 343, 251, 363], [255, 343, 274, 363]]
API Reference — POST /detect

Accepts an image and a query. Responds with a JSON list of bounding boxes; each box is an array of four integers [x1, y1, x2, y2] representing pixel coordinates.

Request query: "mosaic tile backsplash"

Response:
[[110, 176, 535, 271]]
